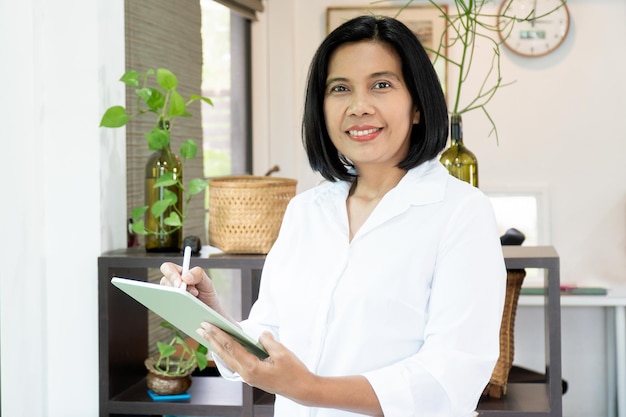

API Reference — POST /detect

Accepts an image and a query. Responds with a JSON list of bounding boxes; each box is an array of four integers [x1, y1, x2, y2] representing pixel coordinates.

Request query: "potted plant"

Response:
[[100, 68, 213, 252], [145, 321, 210, 395], [395, 0, 565, 186]]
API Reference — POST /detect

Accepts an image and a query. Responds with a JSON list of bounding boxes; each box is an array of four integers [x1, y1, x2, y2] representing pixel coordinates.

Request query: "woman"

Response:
[[161, 15, 506, 417]]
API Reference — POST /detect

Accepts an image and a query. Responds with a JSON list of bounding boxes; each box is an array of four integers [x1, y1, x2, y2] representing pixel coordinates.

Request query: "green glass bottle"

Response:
[[144, 146, 183, 252], [440, 114, 478, 187]]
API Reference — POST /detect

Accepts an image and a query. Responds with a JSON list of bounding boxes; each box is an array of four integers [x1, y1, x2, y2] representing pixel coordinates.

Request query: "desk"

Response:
[[519, 290, 626, 417]]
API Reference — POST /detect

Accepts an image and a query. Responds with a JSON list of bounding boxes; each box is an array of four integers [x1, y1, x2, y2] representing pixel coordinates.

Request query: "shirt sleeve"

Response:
[[363, 190, 506, 417]]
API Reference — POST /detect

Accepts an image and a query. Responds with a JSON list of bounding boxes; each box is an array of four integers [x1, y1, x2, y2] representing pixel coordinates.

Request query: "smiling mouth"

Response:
[[347, 127, 381, 137]]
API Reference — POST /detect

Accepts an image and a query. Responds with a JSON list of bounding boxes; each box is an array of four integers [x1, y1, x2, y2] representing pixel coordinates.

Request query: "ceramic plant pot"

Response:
[[144, 357, 194, 395]]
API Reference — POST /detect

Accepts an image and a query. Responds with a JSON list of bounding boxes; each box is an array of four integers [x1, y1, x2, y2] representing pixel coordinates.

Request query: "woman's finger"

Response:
[[159, 262, 183, 286], [198, 322, 254, 374]]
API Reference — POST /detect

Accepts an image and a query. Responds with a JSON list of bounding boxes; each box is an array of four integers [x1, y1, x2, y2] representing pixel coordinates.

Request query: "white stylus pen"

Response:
[[180, 245, 192, 291]]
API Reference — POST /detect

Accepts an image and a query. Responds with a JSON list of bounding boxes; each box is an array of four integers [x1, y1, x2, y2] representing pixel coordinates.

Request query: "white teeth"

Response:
[[348, 128, 380, 137]]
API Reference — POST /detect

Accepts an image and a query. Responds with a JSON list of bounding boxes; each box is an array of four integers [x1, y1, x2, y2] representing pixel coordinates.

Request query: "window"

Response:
[[124, 0, 254, 349], [124, 0, 252, 245], [200, 0, 253, 320], [201, 0, 252, 178]]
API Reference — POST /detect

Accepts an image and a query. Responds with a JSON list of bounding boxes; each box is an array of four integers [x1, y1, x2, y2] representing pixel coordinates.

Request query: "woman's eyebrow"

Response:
[[325, 76, 348, 87], [326, 71, 401, 87], [370, 71, 401, 81]]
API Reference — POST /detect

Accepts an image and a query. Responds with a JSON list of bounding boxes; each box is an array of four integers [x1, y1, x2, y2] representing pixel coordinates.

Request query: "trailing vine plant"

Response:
[[100, 68, 213, 237]]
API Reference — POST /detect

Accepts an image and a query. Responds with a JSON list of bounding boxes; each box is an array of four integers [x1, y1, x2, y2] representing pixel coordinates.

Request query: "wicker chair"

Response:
[[481, 228, 527, 398], [482, 268, 526, 398], [481, 228, 570, 398]]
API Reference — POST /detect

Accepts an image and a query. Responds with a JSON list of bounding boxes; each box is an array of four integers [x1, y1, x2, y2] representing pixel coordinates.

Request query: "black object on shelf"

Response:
[[501, 227, 525, 246], [181, 235, 202, 255]]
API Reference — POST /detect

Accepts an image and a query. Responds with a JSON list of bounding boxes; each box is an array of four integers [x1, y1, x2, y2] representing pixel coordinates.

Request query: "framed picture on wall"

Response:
[[326, 5, 448, 96]]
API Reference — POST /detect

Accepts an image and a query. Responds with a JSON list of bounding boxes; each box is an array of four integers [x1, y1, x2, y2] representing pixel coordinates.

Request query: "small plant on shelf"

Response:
[[145, 321, 209, 395], [151, 321, 209, 375]]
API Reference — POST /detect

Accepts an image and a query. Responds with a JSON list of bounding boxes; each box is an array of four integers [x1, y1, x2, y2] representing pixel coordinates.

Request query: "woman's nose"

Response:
[[347, 91, 374, 116]]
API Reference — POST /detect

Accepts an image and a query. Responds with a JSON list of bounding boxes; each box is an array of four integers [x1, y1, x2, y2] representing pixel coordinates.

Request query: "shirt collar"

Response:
[[392, 158, 448, 207], [314, 158, 449, 208]]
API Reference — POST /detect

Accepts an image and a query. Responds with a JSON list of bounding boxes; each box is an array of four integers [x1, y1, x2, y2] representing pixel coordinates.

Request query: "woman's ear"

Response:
[[413, 109, 421, 124]]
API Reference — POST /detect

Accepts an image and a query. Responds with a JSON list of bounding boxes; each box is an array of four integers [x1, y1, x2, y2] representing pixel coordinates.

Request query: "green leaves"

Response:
[[154, 321, 209, 375], [194, 344, 209, 370], [100, 106, 130, 127], [190, 94, 214, 107], [180, 139, 197, 159], [150, 185, 178, 219], [146, 126, 171, 150], [137, 87, 165, 112], [101, 68, 212, 238], [155, 173, 178, 188], [129, 173, 190, 235], [156, 68, 178, 91], [163, 212, 182, 227], [156, 341, 177, 359], [130, 206, 148, 235], [101, 67, 214, 135], [188, 178, 208, 196], [120, 70, 140, 87], [169, 90, 188, 116], [151, 200, 174, 219]]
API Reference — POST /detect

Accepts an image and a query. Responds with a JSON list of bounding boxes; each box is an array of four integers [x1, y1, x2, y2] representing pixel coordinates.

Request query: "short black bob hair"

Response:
[[302, 15, 449, 182]]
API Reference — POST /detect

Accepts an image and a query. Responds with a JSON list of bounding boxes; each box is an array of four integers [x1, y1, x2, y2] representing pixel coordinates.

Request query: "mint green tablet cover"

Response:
[[111, 277, 268, 359]]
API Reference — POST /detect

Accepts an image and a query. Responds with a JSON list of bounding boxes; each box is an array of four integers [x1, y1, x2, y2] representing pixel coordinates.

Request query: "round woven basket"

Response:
[[208, 176, 297, 254]]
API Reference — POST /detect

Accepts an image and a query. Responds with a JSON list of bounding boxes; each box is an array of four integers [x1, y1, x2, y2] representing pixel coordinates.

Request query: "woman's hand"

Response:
[[198, 324, 382, 416], [198, 323, 315, 399], [159, 262, 234, 322]]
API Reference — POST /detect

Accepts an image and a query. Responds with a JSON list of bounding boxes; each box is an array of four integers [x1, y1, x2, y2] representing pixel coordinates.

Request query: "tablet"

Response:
[[111, 277, 268, 360]]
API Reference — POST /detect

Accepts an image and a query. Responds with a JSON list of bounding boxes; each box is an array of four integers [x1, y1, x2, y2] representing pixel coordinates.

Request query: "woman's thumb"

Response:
[[258, 331, 279, 353]]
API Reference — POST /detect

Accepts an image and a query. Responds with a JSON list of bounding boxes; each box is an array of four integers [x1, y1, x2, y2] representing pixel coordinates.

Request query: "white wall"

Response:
[[253, 0, 626, 288], [1, 0, 623, 416], [1, 0, 125, 416], [252, 1, 626, 416]]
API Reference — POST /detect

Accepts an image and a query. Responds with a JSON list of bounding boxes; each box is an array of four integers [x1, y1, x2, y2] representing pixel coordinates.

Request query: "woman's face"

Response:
[[323, 40, 419, 171]]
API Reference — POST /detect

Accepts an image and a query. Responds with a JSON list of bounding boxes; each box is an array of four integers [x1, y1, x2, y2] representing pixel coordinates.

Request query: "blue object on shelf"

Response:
[[147, 389, 191, 402]]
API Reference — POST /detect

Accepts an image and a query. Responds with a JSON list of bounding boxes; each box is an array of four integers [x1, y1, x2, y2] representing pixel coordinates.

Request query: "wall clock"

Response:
[[497, 0, 570, 57]]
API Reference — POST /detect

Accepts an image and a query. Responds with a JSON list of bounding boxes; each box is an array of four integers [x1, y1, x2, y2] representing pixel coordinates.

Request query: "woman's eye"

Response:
[[330, 85, 348, 93], [374, 81, 391, 89]]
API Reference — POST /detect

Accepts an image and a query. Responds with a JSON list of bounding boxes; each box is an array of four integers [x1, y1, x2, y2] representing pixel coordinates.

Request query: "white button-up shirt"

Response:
[[218, 159, 506, 417]]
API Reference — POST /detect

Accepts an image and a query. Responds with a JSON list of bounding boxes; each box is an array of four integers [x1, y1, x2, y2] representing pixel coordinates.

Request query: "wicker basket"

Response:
[[482, 269, 527, 398], [208, 176, 297, 254]]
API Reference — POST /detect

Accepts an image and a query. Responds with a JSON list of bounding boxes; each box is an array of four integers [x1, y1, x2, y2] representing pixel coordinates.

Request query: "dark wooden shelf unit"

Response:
[[98, 245, 562, 417]]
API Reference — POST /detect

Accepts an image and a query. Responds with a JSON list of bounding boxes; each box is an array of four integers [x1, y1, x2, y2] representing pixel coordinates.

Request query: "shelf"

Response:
[[99, 249, 266, 417], [99, 246, 266, 269], [253, 390, 276, 417], [108, 376, 243, 416], [477, 383, 550, 415], [99, 246, 562, 417]]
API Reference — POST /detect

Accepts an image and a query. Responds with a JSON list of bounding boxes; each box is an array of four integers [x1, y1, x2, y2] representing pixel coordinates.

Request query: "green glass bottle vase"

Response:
[[440, 114, 478, 187], [144, 146, 183, 252]]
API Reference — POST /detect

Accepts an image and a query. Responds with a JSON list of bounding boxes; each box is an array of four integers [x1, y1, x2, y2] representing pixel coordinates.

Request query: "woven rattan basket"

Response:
[[208, 176, 297, 254], [482, 268, 527, 398]]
